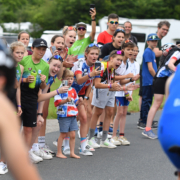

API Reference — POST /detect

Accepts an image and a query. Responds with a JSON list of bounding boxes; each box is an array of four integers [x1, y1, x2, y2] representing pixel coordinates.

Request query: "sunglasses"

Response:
[[64, 26, 76, 34], [88, 43, 99, 48], [124, 40, 133, 43], [78, 27, 86, 31], [109, 21, 119, 25], [52, 55, 63, 62], [148, 35, 159, 40], [115, 29, 125, 34]]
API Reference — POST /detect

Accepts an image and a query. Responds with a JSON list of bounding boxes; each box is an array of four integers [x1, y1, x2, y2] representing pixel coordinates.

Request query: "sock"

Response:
[[38, 136, 45, 148], [88, 128, 95, 140], [32, 143, 39, 152], [63, 137, 70, 151], [81, 137, 87, 151], [99, 122, 103, 132], [102, 131, 108, 141], [146, 127, 151, 131], [119, 133, 124, 137]]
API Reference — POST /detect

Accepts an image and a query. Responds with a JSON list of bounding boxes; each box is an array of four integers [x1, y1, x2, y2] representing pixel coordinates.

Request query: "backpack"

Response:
[[158, 45, 180, 69]]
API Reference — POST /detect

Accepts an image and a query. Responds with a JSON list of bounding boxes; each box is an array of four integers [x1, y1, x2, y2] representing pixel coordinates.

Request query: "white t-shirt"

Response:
[[115, 61, 127, 97], [42, 48, 52, 62]]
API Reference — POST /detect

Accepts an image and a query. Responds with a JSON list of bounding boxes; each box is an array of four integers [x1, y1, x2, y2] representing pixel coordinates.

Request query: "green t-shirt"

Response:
[[20, 55, 49, 102], [68, 36, 93, 59], [140, 39, 162, 70], [16, 63, 21, 82]]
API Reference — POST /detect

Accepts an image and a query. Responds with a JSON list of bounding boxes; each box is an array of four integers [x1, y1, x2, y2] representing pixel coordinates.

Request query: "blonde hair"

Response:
[[63, 26, 76, 36], [62, 69, 74, 79], [84, 45, 100, 60], [10, 41, 26, 53]]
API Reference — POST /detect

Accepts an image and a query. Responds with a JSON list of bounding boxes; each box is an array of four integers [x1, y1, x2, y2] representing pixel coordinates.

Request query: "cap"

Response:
[[76, 22, 87, 29], [32, 38, 48, 48], [147, 33, 160, 41]]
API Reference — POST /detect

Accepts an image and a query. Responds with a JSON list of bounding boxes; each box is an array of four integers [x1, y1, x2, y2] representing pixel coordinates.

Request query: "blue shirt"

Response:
[[142, 48, 157, 86]]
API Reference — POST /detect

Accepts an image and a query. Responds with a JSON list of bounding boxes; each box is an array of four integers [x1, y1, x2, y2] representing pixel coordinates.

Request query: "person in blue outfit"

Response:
[[137, 33, 159, 129], [158, 65, 180, 180]]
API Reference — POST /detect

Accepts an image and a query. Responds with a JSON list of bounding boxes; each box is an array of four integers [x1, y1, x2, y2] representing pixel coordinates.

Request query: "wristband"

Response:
[[37, 113, 43, 116], [110, 83, 112, 89], [123, 86, 126, 91], [91, 18, 96, 21], [17, 105, 21, 107], [56, 89, 60, 95], [130, 78, 133, 82], [125, 92, 129, 97], [84, 96, 89, 100], [108, 84, 110, 88], [88, 73, 91, 78]]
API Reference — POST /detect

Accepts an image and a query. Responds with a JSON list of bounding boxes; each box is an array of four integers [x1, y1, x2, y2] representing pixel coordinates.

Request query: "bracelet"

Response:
[[110, 83, 112, 88], [88, 73, 91, 78], [17, 105, 21, 107], [130, 78, 133, 82], [91, 18, 96, 21], [108, 84, 110, 88], [125, 93, 129, 97], [37, 113, 43, 116], [56, 89, 60, 95], [123, 86, 126, 91]]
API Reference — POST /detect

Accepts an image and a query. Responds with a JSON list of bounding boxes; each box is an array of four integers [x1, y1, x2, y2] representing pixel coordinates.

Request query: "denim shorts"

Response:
[[116, 97, 130, 106], [58, 116, 78, 133]]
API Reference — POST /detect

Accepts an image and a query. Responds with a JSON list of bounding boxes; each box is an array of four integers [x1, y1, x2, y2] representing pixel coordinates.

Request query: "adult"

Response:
[[97, 13, 119, 47], [138, 21, 171, 121], [99, 29, 125, 60], [68, 8, 96, 59], [18, 31, 32, 56], [123, 21, 138, 45]]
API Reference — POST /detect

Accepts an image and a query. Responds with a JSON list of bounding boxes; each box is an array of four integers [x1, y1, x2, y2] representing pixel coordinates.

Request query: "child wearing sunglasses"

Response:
[[68, 9, 96, 59], [99, 29, 125, 61], [97, 13, 119, 47], [88, 50, 138, 149]]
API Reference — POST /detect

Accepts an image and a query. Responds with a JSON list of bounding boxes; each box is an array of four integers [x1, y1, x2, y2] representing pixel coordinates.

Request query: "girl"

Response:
[[99, 29, 125, 60], [88, 49, 138, 149], [18, 31, 32, 56], [112, 43, 140, 146]]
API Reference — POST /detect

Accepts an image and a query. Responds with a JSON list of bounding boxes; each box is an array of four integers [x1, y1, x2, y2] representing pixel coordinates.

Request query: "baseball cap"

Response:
[[32, 38, 48, 48], [147, 33, 160, 41], [76, 22, 87, 29]]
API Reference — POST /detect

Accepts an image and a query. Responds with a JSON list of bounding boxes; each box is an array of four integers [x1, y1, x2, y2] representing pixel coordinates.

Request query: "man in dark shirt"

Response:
[[124, 21, 138, 45]]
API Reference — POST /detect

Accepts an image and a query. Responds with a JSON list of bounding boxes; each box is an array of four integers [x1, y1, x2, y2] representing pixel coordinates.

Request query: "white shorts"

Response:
[[92, 88, 115, 109]]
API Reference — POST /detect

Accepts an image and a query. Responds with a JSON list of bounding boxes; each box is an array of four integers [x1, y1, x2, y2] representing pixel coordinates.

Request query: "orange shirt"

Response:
[[97, 31, 113, 45]]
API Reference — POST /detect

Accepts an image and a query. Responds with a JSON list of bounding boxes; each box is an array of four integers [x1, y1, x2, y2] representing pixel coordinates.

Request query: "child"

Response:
[[137, 34, 159, 129], [54, 69, 83, 159], [112, 41, 140, 146]]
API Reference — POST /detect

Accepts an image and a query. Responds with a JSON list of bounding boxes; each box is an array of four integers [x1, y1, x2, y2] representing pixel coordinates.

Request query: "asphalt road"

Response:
[[2, 111, 176, 180]]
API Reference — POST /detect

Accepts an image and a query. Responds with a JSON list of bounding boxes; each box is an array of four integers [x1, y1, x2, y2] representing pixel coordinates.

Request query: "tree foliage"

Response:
[[0, 0, 180, 37]]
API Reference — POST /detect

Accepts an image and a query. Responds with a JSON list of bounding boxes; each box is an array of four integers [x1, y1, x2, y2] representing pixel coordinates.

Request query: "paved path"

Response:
[[3, 111, 177, 180]]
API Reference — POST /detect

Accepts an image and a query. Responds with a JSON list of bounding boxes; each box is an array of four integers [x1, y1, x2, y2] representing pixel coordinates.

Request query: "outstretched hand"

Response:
[[126, 83, 140, 91]]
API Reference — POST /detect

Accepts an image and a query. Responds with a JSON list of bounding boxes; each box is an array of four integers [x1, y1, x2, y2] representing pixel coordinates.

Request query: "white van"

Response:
[[99, 17, 180, 64]]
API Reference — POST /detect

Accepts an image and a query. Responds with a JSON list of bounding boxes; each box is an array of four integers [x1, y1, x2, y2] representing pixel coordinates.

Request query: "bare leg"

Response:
[[112, 106, 123, 137], [90, 107, 103, 129], [119, 106, 128, 134], [110, 101, 117, 126], [23, 127, 33, 150], [86, 98, 92, 135], [56, 132, 67, 159], [146, 94, 164, 128], [178, 172, 180, 180], [103, 106, 114, 131], [69, 131, 80, 159]]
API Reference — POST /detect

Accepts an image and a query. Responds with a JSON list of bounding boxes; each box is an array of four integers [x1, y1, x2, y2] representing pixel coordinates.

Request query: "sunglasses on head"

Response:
[[77, 27, 86, 31], [124, 40, 133, 43], [51, 55, 63, 62], [115, 29, 125, 33], [88, 43, 99, 48], [109, 21, 119, 25], [148, 35, 159, 40], [64, 26, 76, 34]]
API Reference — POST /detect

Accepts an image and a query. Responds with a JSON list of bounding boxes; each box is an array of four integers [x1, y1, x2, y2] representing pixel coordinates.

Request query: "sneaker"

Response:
[[137, 119, 141, 125], [94, 127, 98, 136], [142, 130, 158, 139], [151, 122, 158, 129], [118, 136, 130, 145], [108, 127, 113, 135], [53, 140, 57, 147], [97, 131, 112, 139], [0, 162, 8, 175], [100, 139, 117, 148], [110, 137, 121, 146], [34, 149, 53, 160], [137, 122, 146, 130], [29, 151, 43, 163], [63, 148, 70, 155], [41, 144, 55, 156], [79, 144, 95, 152], [127, 111, 131, 115], [88, 137, 100, 148], [79, 149, 93, 156], [77, 130, 81, 138]]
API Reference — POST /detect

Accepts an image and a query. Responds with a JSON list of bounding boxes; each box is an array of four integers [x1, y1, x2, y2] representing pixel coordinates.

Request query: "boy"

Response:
[[137, 33, 160, 129], [54, 69, 83, 159]]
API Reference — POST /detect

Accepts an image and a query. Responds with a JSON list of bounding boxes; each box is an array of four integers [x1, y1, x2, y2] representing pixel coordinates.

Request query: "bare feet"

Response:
[[70, 153, 80, 159], [56, 153, 67, 159]]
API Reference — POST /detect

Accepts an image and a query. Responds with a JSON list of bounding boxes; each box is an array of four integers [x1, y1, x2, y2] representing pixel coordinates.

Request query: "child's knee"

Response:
[[70, 131, 76, 139]]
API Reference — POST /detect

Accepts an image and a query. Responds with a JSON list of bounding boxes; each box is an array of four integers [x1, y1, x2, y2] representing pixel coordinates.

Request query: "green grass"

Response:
[[47, 79, 165, 119]]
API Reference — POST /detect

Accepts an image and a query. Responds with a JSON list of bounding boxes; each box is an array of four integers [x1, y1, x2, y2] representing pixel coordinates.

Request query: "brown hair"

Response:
[[51, 35, 64, 43], [158, 21, 171, 28], [10, 41, 26, 53], [62, 69, 74, 79], [121, 40, 135, 50], [18, 31, 30, 40], [108, 13, 119, 21], [84, 45, 100, 60], [108, 50, 124, 61]]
